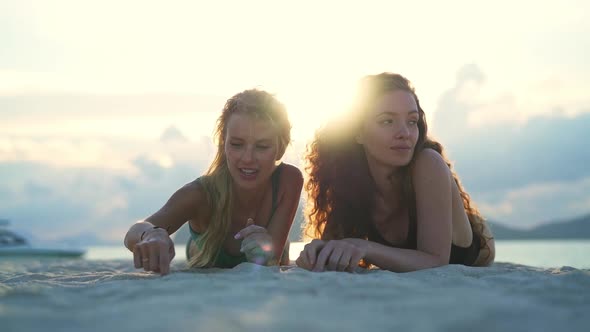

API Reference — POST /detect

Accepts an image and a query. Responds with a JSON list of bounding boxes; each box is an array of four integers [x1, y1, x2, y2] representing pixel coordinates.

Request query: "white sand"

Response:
[[1, 258, 589, 332]]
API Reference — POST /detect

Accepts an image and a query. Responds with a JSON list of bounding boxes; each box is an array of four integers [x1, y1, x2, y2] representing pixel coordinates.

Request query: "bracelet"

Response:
[[140, 226, 166, 241]]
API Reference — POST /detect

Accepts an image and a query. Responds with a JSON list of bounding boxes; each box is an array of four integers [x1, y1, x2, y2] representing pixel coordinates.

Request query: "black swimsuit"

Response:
[[367, 215, 481, 266]]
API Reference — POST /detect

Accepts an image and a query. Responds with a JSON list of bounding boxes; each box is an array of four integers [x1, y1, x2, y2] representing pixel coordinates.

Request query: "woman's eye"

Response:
[[230, 143, 243, 148], [256, 145, 270, 150], [408, 120, 418, 125], [378, 119, 393, 125]]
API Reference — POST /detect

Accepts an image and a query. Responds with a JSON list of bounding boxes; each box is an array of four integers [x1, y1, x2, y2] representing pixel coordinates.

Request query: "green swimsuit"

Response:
[[185, 164, 284, 268]]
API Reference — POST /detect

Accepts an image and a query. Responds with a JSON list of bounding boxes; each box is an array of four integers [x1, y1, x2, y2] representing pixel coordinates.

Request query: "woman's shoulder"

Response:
[[280, 162, 303, 178], [278, 162, 304, 187], [412, 148, 451, 177], [172, 178, 208, 206], [174, 178, 212, 220]]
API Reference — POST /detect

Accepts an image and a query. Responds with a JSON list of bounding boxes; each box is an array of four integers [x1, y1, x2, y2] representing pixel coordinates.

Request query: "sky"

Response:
[[1, 0, 589, 244]]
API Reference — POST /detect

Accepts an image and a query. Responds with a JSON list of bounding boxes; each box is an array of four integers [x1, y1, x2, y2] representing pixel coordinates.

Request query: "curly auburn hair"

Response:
[[304, 73, 492, 258]]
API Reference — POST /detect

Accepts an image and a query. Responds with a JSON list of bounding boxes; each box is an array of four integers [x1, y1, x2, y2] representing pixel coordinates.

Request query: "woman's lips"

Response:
[[391, 146, 412, 152], [238, 168, 258, 180]]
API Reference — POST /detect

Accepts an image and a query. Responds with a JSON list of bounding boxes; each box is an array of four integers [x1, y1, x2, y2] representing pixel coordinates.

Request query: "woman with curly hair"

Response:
[[124, 89, 303, 274], [296, 73, 495, 273]]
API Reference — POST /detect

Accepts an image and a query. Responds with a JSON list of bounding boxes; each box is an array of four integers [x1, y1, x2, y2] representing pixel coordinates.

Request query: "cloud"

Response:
[[476, 176, 590, 229], [426, 64, 590, 228], [0, 124, 307, 244], [2, 64, 589, 243], [0, 123, 215, 244], [0, 159, 202, 244], [432, 64, 590, 193]]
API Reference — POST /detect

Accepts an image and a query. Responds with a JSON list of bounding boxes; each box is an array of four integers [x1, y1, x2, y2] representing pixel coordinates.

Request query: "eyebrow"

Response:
[[376, 110, 419, 117], [228, 136, 274, 143]]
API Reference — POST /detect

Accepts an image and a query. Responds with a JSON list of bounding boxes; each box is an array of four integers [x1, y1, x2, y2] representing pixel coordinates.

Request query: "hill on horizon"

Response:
[[489, 213, 590, 240]]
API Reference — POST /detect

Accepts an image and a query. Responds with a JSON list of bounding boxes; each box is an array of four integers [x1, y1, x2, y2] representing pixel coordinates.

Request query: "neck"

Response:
[[366, 158, 402, 199], [233, 182, 267, 209]]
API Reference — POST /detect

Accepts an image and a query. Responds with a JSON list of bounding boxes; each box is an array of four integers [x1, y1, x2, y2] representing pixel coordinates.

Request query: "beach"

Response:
[[1, 256, 589, 332]]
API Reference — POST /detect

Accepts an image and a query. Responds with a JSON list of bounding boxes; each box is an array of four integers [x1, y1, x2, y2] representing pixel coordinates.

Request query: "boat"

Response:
[[0, 219, 86, 258]]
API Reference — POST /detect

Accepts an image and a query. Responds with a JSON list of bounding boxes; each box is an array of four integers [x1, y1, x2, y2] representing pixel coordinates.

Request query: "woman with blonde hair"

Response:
[[124, 89, 303, 274], [297, 73, 495, 272]]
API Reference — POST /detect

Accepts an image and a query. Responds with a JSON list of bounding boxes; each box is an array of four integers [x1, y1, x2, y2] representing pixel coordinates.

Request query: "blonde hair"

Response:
[[188, 89, 291, 267]]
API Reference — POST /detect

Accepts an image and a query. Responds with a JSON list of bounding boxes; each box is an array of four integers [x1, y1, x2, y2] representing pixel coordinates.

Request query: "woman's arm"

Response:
[[123, 180, 205, 275], [371, 149, 453, 271], [312, 149, 454, 272], [408, 148, 454, 267], [123, 180, 204, 252], [309, 238, 447, 272], [265, 164, 304, 260], [353, 239, 448, 272], [236, 164, 303, 264]]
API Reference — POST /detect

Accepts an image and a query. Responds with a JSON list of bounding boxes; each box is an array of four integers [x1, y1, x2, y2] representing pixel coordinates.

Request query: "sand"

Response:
[[1, 258, 589, 332]]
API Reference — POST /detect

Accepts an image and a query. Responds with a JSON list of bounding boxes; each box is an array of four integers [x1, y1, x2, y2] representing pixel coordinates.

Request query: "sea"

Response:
[[80, 240, 590, 269]]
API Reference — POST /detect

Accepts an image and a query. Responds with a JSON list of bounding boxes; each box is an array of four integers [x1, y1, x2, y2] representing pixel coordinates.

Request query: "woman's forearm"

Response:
[[364, 241, 448, 272]]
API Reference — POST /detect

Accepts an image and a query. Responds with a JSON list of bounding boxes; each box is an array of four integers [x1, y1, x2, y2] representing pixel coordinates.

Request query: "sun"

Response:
[[272, 78, 357, 141]]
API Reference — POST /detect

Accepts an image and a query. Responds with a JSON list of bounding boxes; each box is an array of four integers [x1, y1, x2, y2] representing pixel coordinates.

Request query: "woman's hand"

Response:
[[235, 223, 276, 265], [311, 239, 367, 272], [295, 239, 326, 270], [133, 228, 175, 275]]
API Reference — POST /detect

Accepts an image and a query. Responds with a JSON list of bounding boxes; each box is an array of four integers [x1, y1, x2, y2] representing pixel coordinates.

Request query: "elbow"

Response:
[[474, 238, 496, 266], [432, 255, 449, 268], [483, 239, 496, 266]]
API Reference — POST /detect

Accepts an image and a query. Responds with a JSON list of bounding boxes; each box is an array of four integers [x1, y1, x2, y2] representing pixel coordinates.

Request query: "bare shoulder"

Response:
[[165, 178, 209, 216], [279, 163, 304, 187], [412, 148, 451, 178], [144, 177, 210, 232], [177, 178, 206, 201]]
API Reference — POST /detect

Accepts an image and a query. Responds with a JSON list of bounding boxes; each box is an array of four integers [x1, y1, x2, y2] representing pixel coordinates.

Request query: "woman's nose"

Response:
[[240, 146, 255, 162], [395, 123, 410, 139]]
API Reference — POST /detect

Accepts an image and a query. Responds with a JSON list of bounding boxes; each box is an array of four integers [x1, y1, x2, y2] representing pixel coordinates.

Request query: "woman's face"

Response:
[[224, 112, 280, 190], [357, 90, 420, 169]]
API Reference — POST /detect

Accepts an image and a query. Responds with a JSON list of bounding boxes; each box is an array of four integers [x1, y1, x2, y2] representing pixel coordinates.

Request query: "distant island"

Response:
[[489, 213, 590, 240], [171, 212, 590, 245]]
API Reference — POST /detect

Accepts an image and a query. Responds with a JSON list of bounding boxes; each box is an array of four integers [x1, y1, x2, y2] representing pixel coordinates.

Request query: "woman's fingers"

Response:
[[240, 238, 261, 253], [304, 240, 325, 266], [338, 250, 352, 272], [313, 243, 335, 272], [240, 232, 273, 254], [348, 250, 364, 273], [133, 245, 142, 268], [310, 241, 362, 273], [169, 244, 176, 261], [134, 239, 173, 274], [296, 252, 312, 270], [139, 243, 150, 271], [327, 248, 344, 271], [159, 243, 171, 275], [148, 244, 159, 271], [234, 225, 267, 240]]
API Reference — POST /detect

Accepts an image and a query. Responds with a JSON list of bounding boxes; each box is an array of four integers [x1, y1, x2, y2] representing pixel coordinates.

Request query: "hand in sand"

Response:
[[295, 239, 326, 271], [133, 228, 175, 275], [235, 220, 275, 265], [311, 239, 367, 272]]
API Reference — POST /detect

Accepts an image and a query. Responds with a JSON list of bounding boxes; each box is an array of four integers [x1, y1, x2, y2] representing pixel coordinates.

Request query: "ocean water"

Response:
[[83, 240, 590, 269]]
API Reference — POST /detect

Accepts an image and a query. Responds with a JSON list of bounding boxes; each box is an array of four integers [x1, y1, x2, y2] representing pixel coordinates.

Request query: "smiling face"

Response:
[[356, 90, 420, 169], [224, 112, 280, 190]]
